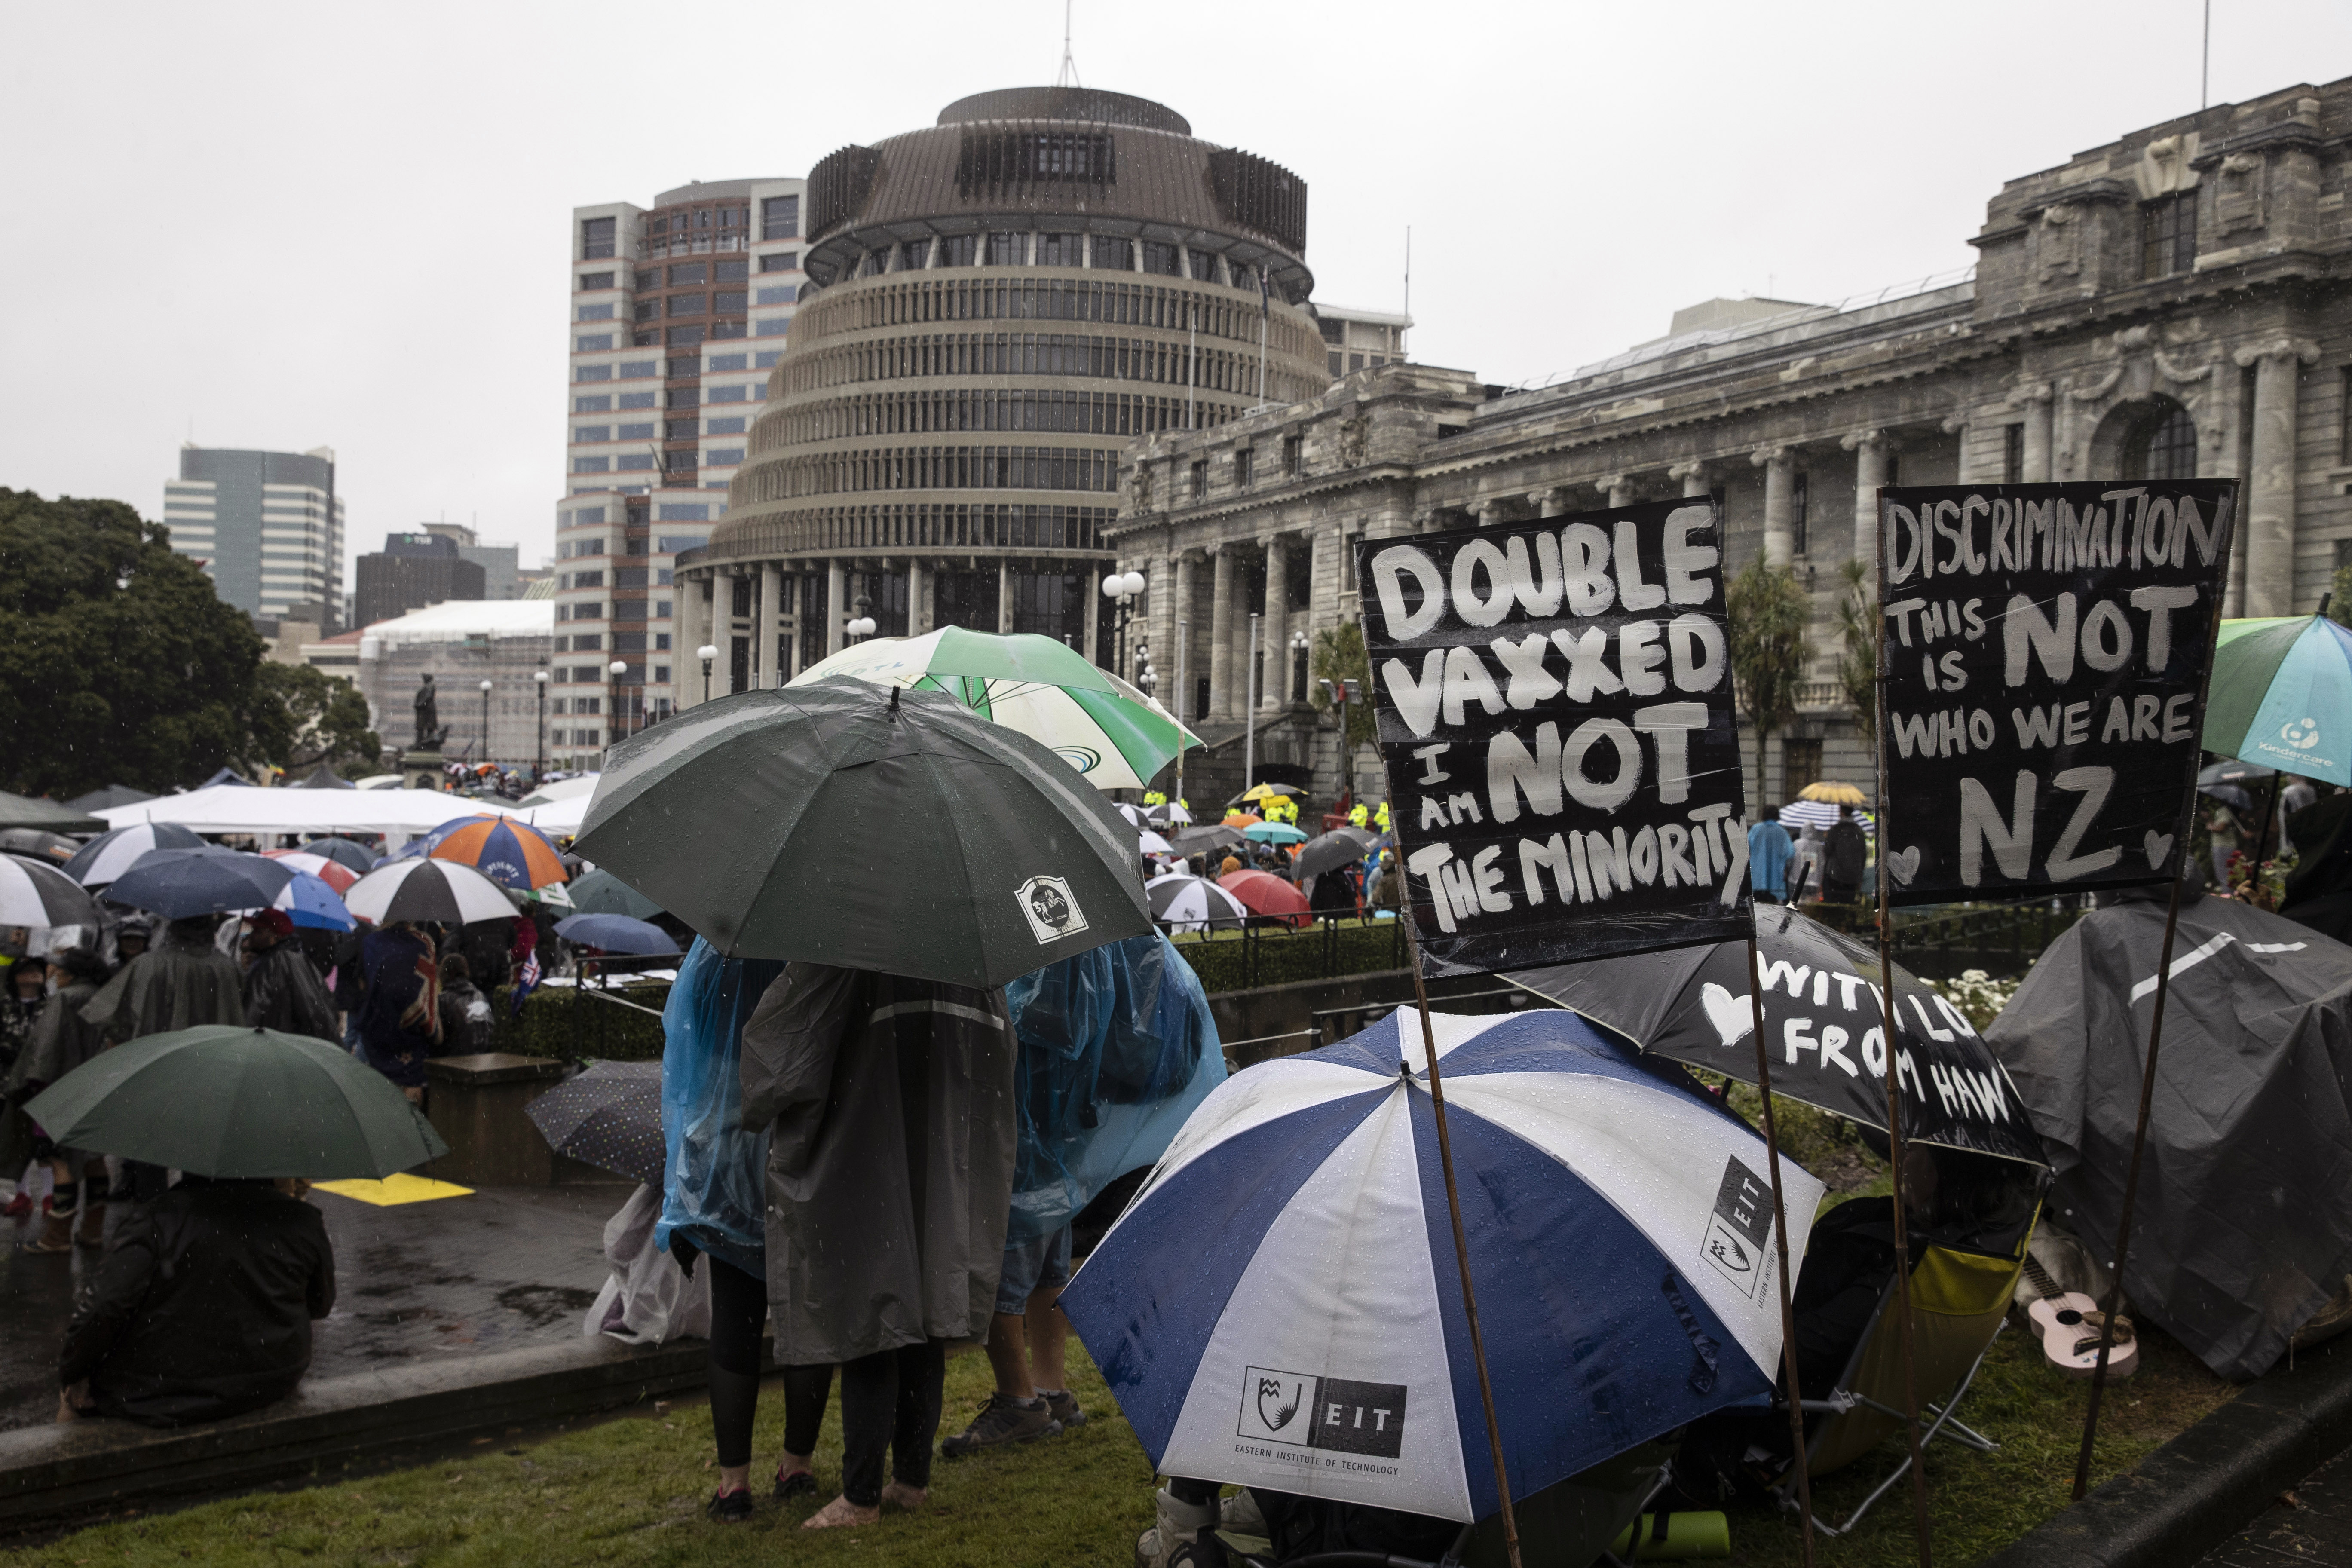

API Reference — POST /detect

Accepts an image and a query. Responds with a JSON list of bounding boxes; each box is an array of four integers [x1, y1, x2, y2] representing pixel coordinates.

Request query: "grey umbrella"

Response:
[[524, 1061, 665, 1187]]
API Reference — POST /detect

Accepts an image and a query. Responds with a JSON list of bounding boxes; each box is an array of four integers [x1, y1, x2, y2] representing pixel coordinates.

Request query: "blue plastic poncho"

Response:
[[1002, 930, 1225, 1243], [655, 938, 787, 1277]]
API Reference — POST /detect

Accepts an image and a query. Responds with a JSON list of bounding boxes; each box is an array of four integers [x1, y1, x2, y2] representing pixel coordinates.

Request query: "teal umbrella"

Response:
[[2204, 614, 2352, 784], [568, 867, 664, 919], [24, 1026, 448, 1179], [1243, 821, 1308, 845]]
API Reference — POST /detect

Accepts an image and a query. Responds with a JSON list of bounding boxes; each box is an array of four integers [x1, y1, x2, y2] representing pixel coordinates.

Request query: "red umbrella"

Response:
[[1218, 868, 1313, 929], [260, 849, 358, 895]]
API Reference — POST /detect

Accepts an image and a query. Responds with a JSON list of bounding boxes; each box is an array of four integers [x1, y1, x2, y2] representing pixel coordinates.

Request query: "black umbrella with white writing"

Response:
[[1512, 906, 2046, 1165]]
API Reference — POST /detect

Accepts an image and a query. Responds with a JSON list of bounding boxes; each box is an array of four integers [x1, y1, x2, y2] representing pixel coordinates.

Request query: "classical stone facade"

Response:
[[1108, 81, 2352, 811]]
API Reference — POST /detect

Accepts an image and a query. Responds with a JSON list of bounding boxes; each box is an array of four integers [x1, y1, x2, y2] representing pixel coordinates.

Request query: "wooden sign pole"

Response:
[[1744, 914, 1819, 1568]]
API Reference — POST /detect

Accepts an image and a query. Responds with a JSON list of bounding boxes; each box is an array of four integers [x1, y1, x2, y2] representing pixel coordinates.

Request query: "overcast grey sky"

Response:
[[2, 1, 2342, 586]]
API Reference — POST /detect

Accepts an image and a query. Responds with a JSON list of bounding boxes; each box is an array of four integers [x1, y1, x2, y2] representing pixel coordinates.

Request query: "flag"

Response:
[[511, 946, 542, 1016], [1258, 265, 1270, 316]]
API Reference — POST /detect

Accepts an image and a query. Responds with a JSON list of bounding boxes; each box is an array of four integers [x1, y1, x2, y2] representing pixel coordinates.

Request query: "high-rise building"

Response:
[[551, 177, 807, 769], [421, 522, 521, 598], [161, 444, 346, 628], [676, 86, 1331, 719], [353, 532, 486, 628]]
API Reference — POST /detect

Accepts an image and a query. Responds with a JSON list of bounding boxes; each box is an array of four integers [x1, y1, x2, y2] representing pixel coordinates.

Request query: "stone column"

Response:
[[827, 560, 847, 656], [1944, 413, 1979, 483], [722, 572, 744, 695], [996, 559, 1014, 635], [1173, 551, 1198, 722], [673, 573, 702, 708], [1842, 429, 1888, 570], [1261, 535, 1289, 711], [909, 560, 930, 636], [757, 564, 782, 688], [1209, 545, 1235, 720], [1530, 487, 1568, 518], [2236, 338, 2320, 616], [1669, 462, 1712, 499], [1473, 500, 1508, 528], [1084, 564, 1102, 666], [1752, 446, 1795, 567], [1603, 474, 1635, 508], [2021, 385, 2054, 483]]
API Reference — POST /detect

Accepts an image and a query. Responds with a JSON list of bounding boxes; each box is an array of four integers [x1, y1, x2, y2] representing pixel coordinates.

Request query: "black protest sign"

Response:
[[1875, 480, 2236, 906], [1355, 499, 1753, 977]]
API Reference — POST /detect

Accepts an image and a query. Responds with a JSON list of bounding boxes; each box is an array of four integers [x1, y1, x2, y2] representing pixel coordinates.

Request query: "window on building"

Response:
[[668, 263, 706, 287], [619, 359, 657, 378], [2004, 424, 2025, 484], [633, 300, 661, 323], [666, 451, 698, 472], [577, 303, 615, 322], [1036, 233, 1081, 267], [574, 426, 612, 443], [634, 270, 658, 290], [1318, 318, 1344, 345], [616, 422, 654, 440], [667, 387, 701, 409], [1327, 351, 1342, 377], [667, 325, 705, 346], [666, 418, 699, 441], [666, 355, 699, 377], [581, 216, 616, 259], [706, 384, 747, 404], [1143, 241, 1181, 276], [1092, 236, 1133, 271], [574, 395, 611, 413], [2141, 192, 2198, 279], [1234, 447, 1254, 487], [899, 239, 931, 271], [706, 353, 746, 372], [706, 448, 744, 467], [714, 258, 748, 283], [578, 271, 614, 291], [573, 456, 610, 473], [1791, 471, 1809, 556], [714, 290, 747, 315], [760, 251, 800, 273], [618, 390, 655, 410], [1189, 460, 1207, 499], [577, 334, 614, 352], [762, 195, 799, 240], [937, 234, 977, 268], [571, 570, 605, 588], [754, 285, 793, 306], [986, 231, 1027, 266], [1187, 248, 1220, 283], [755, 349, 784, 369], [667, 293, 706, 317], [2126, 401, 2199, 480], [706, 416, 746, 435], [1281, 435, 1302, 475], [618, 453, 654, 471]]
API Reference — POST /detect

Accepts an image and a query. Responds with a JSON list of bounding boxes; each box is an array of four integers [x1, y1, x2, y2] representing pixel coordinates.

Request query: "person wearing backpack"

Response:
[[435, 955, 495, 1055]]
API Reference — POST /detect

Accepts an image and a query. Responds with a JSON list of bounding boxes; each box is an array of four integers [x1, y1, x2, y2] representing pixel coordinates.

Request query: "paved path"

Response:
[[2203, 1444, 2352, 1566], [0, 1181, 629, 1432]]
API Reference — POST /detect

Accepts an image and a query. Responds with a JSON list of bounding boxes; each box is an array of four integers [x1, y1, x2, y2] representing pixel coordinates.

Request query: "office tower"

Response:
[[161, 444, 345, 628]]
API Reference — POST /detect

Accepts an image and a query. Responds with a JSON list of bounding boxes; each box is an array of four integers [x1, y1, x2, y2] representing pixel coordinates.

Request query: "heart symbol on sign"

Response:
[[1886, 846, 1921, 886], [2144, 830, 2174, 869], [1699, 982, 1755, 1047]]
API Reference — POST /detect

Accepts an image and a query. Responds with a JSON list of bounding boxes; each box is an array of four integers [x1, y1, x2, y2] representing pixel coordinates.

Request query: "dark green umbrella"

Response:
[[24, 1026, 448, 1179], [574, 683, 1149, 987], [568, 866, 664, 919]]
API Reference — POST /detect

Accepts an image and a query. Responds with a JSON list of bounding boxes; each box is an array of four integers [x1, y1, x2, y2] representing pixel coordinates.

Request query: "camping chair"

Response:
[[1774, 1237, 2027, 1536]]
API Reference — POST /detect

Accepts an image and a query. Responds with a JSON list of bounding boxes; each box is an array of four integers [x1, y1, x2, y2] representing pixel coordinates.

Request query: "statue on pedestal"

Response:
[[412, 673, 450, 752]]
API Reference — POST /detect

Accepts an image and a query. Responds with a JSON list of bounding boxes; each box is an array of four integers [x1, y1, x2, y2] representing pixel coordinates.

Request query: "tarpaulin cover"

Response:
[[1003, 930, 1224, 1243], [1987, 889, 2352, 1378], [656, 937, 787, 1277]]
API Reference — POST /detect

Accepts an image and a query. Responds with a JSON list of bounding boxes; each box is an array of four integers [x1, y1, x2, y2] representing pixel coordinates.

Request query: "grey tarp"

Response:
[[739, 962, 1017, 1364], [1987, 889, 2352, 1379], [81, 928, 246, 1043]]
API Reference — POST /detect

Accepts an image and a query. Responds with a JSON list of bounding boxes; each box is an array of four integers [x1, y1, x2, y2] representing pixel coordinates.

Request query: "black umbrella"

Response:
[[0, 829, 79, 865], [105, 849, 294, 921], [573, 684, 1149, 987], [2199, 757, 2277, 787], [1513, 907, 2047, 1166], [0, 853, 102, 930], [1292, 827, 1378, 880], [568, 867, 664, 919], [300, 837, 380, 876], [1170, 824, 1244, 858], [524, 1061, 664, 1187]]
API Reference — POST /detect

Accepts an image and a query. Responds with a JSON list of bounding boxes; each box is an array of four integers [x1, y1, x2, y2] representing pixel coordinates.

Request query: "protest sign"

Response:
[[1355, 499, 1752, 976], [1876, 480, 2236, 906]]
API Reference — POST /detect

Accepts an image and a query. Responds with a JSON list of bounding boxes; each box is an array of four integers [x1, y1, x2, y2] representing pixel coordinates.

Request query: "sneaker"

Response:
[[705, 1486, 755, 1523], [1041, 1388, 1087, 1432], [939, 1392, 1059, 1458], [774, 1468, 817, 1501]]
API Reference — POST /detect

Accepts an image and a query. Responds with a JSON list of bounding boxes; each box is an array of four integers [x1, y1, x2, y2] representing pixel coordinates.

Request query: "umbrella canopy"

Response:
[[1144, 801, 1193, 828], [554, 913, 679, 955], [1775, 801, 1874, 833], [1222, 812, 1263, 829], [1230, 782, 1305, 807], [1145, 872, 1249, 933], [1171, 824, 1245, 858], [524, 1061, 664, 1186], [1137, 829, 1175, 856], [516, 774, 601, 808], [63, 822, 208, 887], [425, 815, 569, 890], [0, 853, 102, 931], [1218, 868, 1314, 928], [1795, 781, 1868, 806], [2199, 756, 2277, 787], [0, 828, 79, 865], [0, 791, 104, 833], [1061, 1006, 1823, 1523], [574, 683, 1151, 987], [1295, 828, 1380, 881], [262, 849, 359, 894], [2199, 783, 2254, 811], [343, 858, 517, 928], [1513, 907, 2047, 1166], [24, 1025, 448, 1178], [1243, 821, 1308, 845], [789, 626, 1200, 792], [267, 871, 355, 931], [106, 849, 295, 922], [2205, 614, 2352, 784], [297, 837, 380, 875], [567, 867, 664, 919]]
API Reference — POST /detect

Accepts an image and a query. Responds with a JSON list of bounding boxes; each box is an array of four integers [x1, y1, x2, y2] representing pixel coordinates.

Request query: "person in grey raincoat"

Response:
[[738, 962, 1017, 1531], [82, 915, 245, 1204], [240, 911, 338, 1043], [6, 947, 113, 1251]]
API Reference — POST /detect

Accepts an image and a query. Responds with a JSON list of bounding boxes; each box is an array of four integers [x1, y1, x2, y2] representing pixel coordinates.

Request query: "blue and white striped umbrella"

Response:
[[1061, 1007, 1823, 1523]]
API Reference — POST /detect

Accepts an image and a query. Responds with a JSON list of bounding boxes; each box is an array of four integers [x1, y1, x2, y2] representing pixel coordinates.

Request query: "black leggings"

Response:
[[706, 1257, 835, 1470], [839, 1340, 946, 1507]]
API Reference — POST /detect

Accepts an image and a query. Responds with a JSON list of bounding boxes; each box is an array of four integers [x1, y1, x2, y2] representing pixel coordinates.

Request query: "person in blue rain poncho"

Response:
[[939, 930, 1224, 1460], [657, 938, 838, 1525]]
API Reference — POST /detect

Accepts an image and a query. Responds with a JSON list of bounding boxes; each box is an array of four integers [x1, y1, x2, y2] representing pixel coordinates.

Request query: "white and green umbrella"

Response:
[[790, 627, 1197, 792]]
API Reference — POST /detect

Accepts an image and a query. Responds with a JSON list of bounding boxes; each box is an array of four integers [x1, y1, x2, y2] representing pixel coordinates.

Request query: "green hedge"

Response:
[[489, 983, 671, 1062], [1166, 920, 1407, 993]]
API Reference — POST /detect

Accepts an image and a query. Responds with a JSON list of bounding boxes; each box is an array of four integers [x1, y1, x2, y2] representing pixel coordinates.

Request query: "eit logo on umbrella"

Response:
[[1016, 875, 1090, 944], [1236, 1366, 1408, 1459], [1702, 1156, 1776, 1301]]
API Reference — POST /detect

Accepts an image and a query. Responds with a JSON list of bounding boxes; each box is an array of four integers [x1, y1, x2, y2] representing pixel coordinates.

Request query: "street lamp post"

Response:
[[607, 658, 627, 761], [1289, 631, 1310, 706], [1099, 569, 1146, 674], [697, 643, 718, 705], [533, 669, 548, 780], [478, 680, 493, 772], [844, 591, 878, 643]]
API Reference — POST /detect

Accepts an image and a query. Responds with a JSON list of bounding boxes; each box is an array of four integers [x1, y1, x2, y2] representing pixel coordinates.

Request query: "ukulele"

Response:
[[2022, 1256, 2138, 1380]]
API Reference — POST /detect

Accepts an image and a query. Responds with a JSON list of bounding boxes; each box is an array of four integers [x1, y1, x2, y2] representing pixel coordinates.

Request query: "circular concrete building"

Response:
[[677, 86, 1330, 699]]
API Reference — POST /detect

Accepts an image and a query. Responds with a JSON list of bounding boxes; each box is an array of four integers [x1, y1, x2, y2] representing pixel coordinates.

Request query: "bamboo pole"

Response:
[[1744, 918, 1818, 1568]]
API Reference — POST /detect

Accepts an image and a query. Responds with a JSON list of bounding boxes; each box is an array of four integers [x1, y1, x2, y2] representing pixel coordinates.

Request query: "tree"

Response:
[[1725, 557, 1812, 809], [1310, 622, 1379, 805], [1834, 557, 1879, 744], [254, 661, 380, 774]]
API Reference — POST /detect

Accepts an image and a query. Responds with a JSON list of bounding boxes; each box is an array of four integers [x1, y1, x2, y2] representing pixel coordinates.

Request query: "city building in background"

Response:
[[347, 599, 556, 769], [422, 522, 521, 598], [1313, 303, 1411, 378], [161, 444, 345, 630], [1109, 80, 2352, 808], [353, 532, 486, 630], [679, 85, 1332, 714], [551, 176, 808, 768]]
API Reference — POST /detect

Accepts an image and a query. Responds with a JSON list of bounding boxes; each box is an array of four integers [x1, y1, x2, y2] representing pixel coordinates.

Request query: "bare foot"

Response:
[[802, 1494, 882, 1530], [881, 1480, 927, 1512]]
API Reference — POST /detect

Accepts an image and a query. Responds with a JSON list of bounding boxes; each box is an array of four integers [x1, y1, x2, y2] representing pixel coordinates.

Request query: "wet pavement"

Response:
[[0, 1179, 630, 1432], [2201, 1442, 2352, 1566]]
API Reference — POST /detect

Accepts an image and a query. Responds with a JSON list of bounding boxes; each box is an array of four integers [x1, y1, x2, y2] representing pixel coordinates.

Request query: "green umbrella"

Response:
[[2204, 613, 2352, 784], [568, 866, 664, 919], [574, 682, 1149, 987], [23, 1026, 448, 1179], [790, 627, 1197, 791]]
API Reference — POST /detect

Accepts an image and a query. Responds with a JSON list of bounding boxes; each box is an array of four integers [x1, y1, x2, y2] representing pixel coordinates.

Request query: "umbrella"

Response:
[[524, 1061, 665, 1186], [567, 867, 663, 919], [1171, 824, 1245, 858], [24, 1024, 448, 1178], [1294, 827, 1379, 880], [2205, 614, 2352, 784], [1775, 801, 1874, 833], [1243, 821, 1308, 845], [0, 791, 104, 833], [1218, 868, 1314, 928], [789, 626, 1200, 792], [267, 871, 355, 931], [1060, 1006, 1825, 1523], [1137, 829, 1175, 856], [2199, 783, 2254, 811], [1222, 812, 1263, 829], [62, 822, 208, 886], [1512, 906, 2048, 1166], [0, 828, 78, 865], [262, 849, 359, 894], [2199, 757, 2276, 787], [554, 913, 679, 955], [105, 849, 295, 921], [1145, 873, 1250, 932], [300, 837, 380, 875], [343, 858, 518, 927], [425, 814, 569, 890], [1144, 801, 1194, 828], [1229, 782, 1305, 807], [574, 683, 1149, 987], [1118, 803, 1148, 828], [0, 853, 102, 930], [1795, 781, 1868, 806]]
